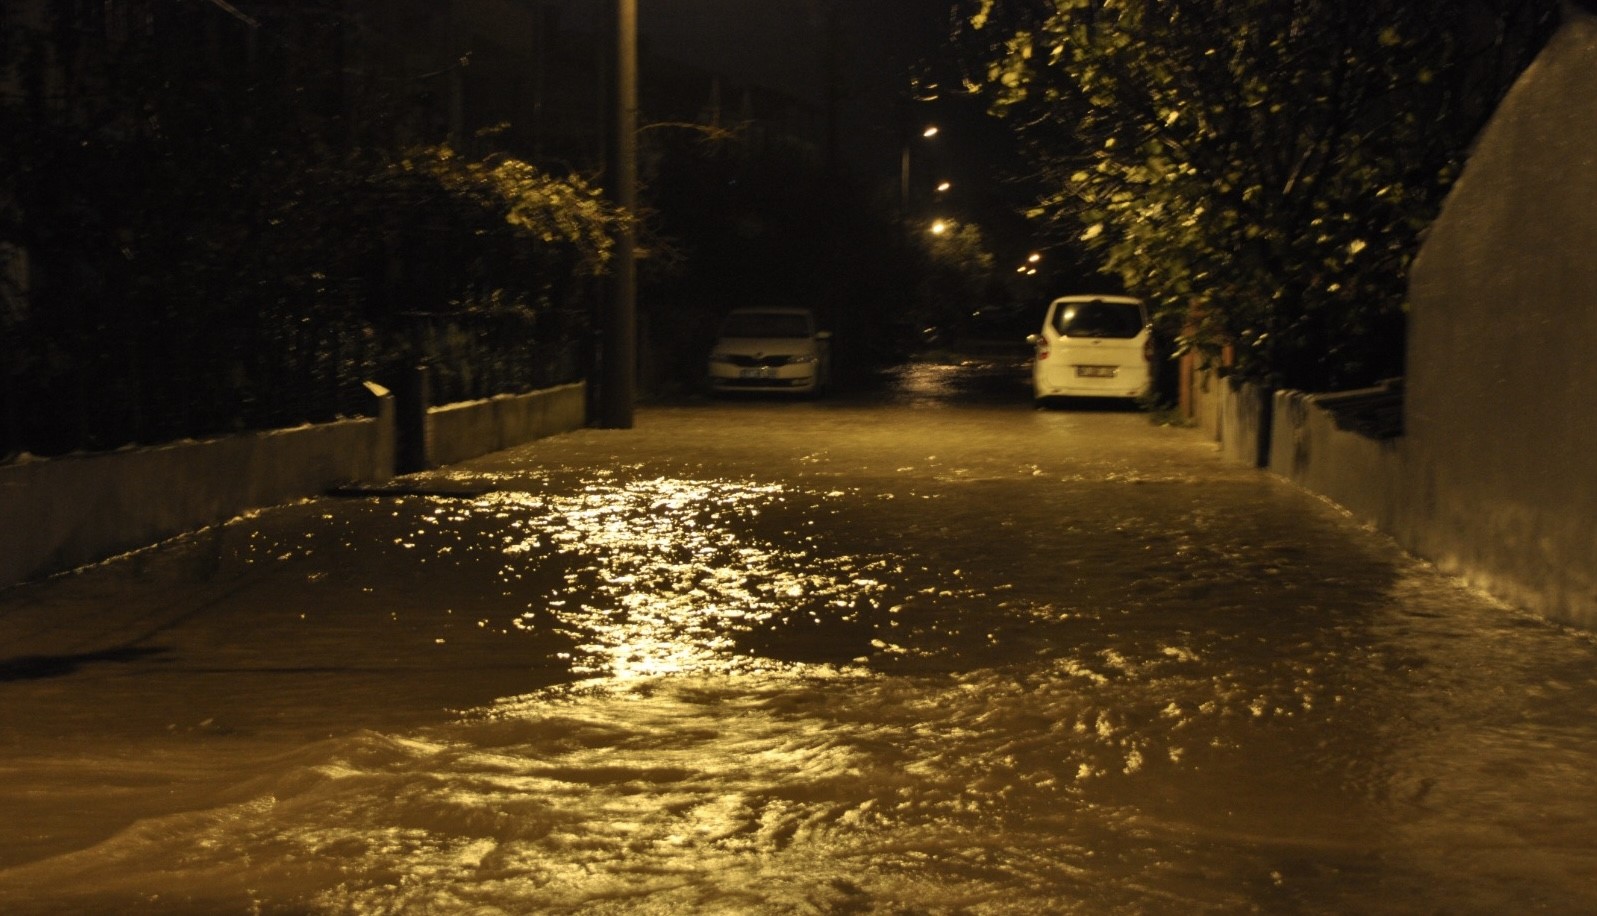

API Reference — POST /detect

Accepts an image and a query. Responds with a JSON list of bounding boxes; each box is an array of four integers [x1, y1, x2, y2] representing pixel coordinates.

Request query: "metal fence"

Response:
[[0, 308, 587, 461]]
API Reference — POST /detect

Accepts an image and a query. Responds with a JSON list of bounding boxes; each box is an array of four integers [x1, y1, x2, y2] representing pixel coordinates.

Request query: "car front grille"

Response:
[[721, 377, 808, 388], [725, 355, 793, 368]]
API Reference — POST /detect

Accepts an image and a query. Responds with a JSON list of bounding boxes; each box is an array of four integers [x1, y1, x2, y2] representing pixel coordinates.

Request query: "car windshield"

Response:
[[720, 312, 812, 339], [1052, 300, 1145, 339]]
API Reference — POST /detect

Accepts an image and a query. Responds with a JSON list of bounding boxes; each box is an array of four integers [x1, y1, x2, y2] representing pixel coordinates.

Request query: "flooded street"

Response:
[[3, 358, 1597, 913]]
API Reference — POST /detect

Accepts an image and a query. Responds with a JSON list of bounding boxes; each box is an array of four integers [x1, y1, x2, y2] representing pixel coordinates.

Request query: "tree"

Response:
[[961, 0, 1558, 391]]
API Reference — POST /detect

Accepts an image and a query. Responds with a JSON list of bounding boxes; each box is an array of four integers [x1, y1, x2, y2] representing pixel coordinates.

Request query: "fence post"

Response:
[[395, 363, 431, 473]]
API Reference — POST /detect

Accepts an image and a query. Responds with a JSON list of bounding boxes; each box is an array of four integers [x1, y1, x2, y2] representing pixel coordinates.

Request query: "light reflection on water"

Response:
[[479, 477, 888, 681], [3, 396, 1597, 913]]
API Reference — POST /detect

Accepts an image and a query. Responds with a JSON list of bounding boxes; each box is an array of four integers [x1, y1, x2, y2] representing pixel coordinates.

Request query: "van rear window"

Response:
[[1052, 300, 1145, 339]]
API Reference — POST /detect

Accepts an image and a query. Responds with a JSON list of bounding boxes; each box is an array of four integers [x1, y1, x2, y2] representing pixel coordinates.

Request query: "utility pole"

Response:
[[599, 0, 637, 428]]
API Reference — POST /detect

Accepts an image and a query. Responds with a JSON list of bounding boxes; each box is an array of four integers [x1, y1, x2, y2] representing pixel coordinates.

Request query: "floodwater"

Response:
[[3, 359, 1597, 914]]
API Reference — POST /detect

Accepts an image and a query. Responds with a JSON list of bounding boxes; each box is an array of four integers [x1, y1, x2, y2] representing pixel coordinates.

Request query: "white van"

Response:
[[1027, 295, 1152, 403]]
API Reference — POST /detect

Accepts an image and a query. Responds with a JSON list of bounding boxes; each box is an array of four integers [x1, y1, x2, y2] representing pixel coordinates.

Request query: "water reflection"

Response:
[[479, 478, 888, 681]]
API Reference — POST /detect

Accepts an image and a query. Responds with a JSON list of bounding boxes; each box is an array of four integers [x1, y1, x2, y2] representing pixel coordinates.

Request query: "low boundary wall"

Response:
[[1269, 389, 1406, 536], [426, 382, 586, 468], [1183, 365, 1269, 469], [1244, 381, 1593, 629], [0, 381, 587, 589]]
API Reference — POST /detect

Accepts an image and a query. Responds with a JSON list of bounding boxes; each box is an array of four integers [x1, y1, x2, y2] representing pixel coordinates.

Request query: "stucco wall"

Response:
[[1402, 9, 1597, 627], [0, 407, 392, 588], [427, 382, 587, 468], [0, 381, 588, 590], [1215, 377, 1270, 468], [1181, 355, 1225, 444], [1270, 390, 1406, 534]]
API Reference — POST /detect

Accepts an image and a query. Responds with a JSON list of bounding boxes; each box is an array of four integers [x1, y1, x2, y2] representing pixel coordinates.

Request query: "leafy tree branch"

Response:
[[961, 0, 1558, 391]]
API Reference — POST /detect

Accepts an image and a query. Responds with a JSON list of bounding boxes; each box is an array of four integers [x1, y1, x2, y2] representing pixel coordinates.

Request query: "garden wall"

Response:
[[1182, 363, 1269, 469], [1199, 10, 1597, 630], [1231, 371, 1593, 630], [0, 381, 587, 590], [1268, 390, 1405, 535], [426, 382, 587, 468]]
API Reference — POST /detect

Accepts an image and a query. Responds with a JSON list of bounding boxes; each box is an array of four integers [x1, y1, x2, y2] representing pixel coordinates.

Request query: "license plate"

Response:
[[739, 367, 774, 379], [1075, 365, 1117, 378]]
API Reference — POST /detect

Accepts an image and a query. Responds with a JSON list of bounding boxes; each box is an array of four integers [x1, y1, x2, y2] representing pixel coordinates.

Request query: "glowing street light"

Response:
[[930, 219, 950, 235]]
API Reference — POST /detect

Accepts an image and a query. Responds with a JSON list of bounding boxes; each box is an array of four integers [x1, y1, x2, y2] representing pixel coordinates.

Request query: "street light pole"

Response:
[[899, 142, 911, 228], [898, 124, 938, 241], [599, 0, 638, 429]]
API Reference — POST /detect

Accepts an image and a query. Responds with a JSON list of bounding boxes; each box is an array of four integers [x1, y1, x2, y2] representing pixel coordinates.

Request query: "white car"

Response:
[[1027, 295, 1152, 403], [707, 307, 831, 396]]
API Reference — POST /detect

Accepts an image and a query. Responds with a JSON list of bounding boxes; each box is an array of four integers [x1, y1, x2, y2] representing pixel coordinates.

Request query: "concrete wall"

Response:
[[426, 382, 587, 468], [1204, 10, 1597, 630], [1401, 8, 1597, 628], [1181, 353, 1226, 445], [1270, 372, 1596, 629], [1216, 379, 1271, 469], [1181, 360, 1269, 468], [0, 381, 588, 590], [0, 400, 393, 588], [1270, 390, 1407, 535]]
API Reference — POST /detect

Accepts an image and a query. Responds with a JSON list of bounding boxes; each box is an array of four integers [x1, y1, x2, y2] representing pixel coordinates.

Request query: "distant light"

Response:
[[922, 126, 940, 138], [936, 181, 952, 193], [1027, 252, 1042, 263], [930, 220, 949, 235]]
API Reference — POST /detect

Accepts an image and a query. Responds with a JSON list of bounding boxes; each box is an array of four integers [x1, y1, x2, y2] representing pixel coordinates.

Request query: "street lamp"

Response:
[[600, 0, 637, 429]]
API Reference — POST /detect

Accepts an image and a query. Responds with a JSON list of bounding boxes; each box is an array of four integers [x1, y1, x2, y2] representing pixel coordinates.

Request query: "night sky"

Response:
[[559, 0, 1036, 259], [564, 0, 957, 103]]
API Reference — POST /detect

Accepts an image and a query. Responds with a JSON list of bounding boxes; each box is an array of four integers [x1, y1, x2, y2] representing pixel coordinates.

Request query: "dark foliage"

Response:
[[960, 0, 1561, 392], [0, 4, 609, 458]]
